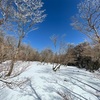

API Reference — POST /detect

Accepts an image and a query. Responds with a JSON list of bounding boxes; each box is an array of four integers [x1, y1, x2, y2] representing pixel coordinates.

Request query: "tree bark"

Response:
[[6, 38, 21, 76]]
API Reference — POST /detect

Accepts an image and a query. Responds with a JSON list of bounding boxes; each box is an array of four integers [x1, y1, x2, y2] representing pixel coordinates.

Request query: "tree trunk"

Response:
[[6, 38, 21, 76], [6, 60, 14, 76]]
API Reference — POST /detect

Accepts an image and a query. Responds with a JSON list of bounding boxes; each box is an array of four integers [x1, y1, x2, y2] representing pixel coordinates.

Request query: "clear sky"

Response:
[[23, 0, 87, 51]]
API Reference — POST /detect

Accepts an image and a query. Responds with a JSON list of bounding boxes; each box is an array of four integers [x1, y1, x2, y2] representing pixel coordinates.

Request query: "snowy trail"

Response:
[[0, 62, 100, 100]]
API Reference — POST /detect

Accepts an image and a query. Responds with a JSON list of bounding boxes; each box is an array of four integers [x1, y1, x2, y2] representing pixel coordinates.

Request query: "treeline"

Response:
[[0, 31, 39, 62], [40, 42, 100, 72], [0, 31, 100, 72]]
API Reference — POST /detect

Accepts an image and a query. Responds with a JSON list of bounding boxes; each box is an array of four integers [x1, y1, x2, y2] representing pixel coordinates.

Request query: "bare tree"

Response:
[[58, 35, 68, 65], [0, 0, 12, 25], [64, 44, 76, 66], [71, 0, 100, 43], [0, 0, 46, 76], [0, 0, 46, 92], [0, 31, 5, 63], [50, 34, 59, 70], [40, 48, 53, 64], [22, 45, 39, 61], [50, 34, 58, 52], [50, 34, 68, 71]]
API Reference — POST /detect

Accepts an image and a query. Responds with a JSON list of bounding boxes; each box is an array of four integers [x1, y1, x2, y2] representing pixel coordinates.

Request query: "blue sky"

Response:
[[24, 0, 87, 51]]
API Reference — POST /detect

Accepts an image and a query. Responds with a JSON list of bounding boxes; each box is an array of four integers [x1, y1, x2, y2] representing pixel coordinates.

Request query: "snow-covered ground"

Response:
[[0, 61, 100, 100]]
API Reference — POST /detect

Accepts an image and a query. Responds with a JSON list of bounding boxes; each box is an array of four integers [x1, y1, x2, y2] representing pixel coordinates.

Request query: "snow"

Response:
[[0, 61, 100, 100]]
